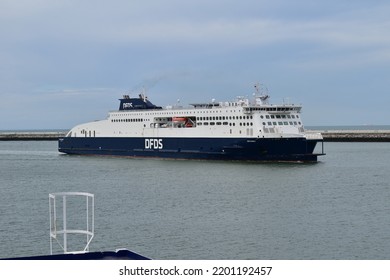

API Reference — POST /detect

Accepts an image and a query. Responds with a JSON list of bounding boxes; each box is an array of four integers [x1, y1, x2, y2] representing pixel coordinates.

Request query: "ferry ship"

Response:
[[58, 84, 325, 162]]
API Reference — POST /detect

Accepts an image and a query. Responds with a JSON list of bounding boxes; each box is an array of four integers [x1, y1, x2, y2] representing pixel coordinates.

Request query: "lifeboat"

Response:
[[172, 117, 187, 122]]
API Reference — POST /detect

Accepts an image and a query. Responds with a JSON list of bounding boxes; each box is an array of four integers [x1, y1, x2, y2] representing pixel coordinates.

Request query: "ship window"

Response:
[[198, 123, 202, 126], [204, 122, 209, 125], [266, 115, 270, 119], [216, 122, 221, 125], [278, 122, 283, 125], [284, 122, 288, 125], [271, 115, 275, 119], [210, 122, 215, 125], [262, 122, 266, 125], [289, 122, 293, 125], [273, 122, 276, 125], [287, 115, 291, 119], [223, 122, 228, 125], [292, 115, 295, 119], [268, 122, 272, 125], [260, 115, 263, 119], [294, 121, 297, 125], [298, 122, 301, 125]]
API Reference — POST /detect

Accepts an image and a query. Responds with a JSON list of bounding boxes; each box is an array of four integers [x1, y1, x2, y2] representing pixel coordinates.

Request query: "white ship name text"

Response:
[[145, 138, 163, 149]]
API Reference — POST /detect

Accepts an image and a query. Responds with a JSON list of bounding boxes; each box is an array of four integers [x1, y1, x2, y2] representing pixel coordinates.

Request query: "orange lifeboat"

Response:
[[172, 117, 187, 122]]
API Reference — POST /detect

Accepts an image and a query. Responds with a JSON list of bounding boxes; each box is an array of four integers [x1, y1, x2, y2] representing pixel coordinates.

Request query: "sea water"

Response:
[[0, 140, 389, 259]]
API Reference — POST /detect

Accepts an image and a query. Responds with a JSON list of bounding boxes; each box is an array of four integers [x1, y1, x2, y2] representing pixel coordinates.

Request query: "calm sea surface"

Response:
[[0, 140, 389, 259]]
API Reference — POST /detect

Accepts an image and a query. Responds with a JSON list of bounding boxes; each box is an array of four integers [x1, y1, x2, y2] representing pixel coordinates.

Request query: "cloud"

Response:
[[2, 0, 390, 52], [0, 0, 63, 19], [33, 87, 119, 97]]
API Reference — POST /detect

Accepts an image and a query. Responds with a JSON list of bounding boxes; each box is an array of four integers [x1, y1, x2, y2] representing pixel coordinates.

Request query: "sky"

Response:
[[1, 0, 389, 129]]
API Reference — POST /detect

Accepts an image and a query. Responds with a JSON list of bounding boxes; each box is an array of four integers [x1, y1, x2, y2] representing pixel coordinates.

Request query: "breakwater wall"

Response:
[[1, 130, 390, 142], [0, 131, 66, 141], [309, 130, 390, 142]]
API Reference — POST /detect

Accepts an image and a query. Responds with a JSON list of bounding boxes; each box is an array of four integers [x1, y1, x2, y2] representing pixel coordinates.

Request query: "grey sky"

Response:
[[1, 0, 389, 129]]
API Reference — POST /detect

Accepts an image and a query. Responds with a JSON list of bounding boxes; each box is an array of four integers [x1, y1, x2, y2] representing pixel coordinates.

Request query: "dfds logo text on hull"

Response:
[[145, 138, 163, 149]]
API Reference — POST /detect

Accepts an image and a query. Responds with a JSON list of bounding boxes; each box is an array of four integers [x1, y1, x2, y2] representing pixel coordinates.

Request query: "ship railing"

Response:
[[49, 192, 94, 255], [305, 132, 325, 156], [305, 132, 323, 140]]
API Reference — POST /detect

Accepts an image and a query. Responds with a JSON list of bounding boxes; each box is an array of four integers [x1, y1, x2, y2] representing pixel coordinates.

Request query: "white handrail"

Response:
[[49, 192, 94, 255]]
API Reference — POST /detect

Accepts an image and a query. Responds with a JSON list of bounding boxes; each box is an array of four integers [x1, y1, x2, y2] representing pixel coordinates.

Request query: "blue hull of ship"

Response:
[[58, 137, 323, 162]]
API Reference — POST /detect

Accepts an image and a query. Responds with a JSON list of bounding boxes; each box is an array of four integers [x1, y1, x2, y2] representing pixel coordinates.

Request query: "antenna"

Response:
[[254, 83, 260, 95], [254, 82, 270, 105]]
